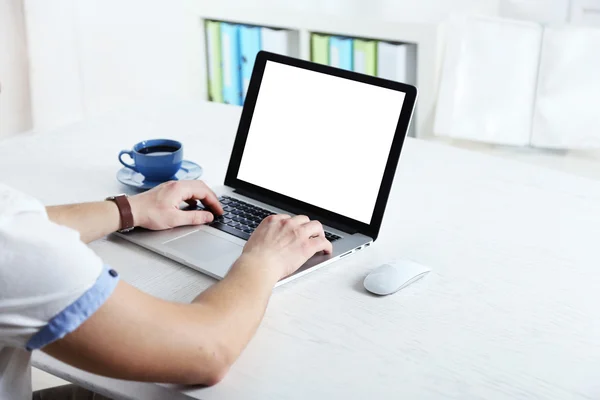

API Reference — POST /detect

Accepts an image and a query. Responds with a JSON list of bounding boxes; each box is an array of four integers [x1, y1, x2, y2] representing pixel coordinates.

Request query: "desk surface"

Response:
[[1, 101, 599, 400]]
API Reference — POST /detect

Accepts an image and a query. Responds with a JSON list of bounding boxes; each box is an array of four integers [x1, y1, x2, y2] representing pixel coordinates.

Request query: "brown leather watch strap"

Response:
[[106, 195, 135, 233]]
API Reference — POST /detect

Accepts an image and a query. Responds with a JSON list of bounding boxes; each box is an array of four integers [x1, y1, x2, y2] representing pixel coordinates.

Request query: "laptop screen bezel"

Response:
[[224, 50, 417, 241]]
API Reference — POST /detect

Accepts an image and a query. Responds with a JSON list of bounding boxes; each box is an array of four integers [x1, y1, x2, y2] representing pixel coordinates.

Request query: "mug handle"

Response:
[[119, 150, 138, 172]]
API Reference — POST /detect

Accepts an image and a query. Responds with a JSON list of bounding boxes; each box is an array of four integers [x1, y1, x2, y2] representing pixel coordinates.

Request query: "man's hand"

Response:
[[129, 180, 224, 231], [46, 180, 224, 243], [241, 214, 333, 280]]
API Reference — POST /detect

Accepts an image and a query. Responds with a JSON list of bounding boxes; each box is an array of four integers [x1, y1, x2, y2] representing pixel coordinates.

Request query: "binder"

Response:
[[377, 41, 417, 85], [240, 25, 262, 100], [311, 33, 330, 65], [261, 27, 296, 56], [353, 39, 377, 76], [378, 41, 418, 137], [205, 20, 223, 103], [220, 23, 243, 106], [329, 36, 353, 71]]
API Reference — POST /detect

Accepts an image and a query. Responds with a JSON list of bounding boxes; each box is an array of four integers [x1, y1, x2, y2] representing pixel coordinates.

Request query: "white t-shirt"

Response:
[[0, 184, 120, 399]]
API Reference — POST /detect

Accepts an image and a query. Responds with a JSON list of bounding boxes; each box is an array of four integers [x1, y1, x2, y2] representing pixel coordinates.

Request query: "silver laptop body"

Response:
[[115, 51, 417, 287]]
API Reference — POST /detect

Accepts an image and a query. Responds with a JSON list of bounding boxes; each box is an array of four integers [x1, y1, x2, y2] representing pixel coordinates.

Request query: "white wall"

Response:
[[0, 0, 32, 138], [375, 0, 500, 21], [25, 0, 195, 132], [74, 0, 194, 118], [263, 0, 500, 22], [24, 0, 85, 132]]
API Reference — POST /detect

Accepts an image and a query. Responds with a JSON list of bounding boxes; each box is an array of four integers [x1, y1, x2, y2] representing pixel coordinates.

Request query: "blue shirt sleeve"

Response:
[[26, 265, 120, 351]]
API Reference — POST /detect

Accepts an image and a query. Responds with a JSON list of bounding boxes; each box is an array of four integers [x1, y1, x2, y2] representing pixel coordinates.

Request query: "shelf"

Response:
[[184, 0, 443, 138]]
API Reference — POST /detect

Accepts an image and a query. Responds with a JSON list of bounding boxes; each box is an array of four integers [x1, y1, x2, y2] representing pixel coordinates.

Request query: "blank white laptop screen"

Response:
[[237, 60, 407, 224]]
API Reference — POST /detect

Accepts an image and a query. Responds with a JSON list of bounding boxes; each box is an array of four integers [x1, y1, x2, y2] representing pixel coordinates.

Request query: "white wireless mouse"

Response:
[[363, 260, 431, 296]]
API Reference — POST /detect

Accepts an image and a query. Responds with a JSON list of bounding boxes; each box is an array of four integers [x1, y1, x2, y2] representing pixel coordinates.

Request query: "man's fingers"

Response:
[[179, 181, 223, 215], [176, 210, 214, 227], [299, 220, 325, 239], [289, 215, 310, 225], [268, 214, 291, 222], [298, 220, 333, 255], [310, 235, 333, 255]]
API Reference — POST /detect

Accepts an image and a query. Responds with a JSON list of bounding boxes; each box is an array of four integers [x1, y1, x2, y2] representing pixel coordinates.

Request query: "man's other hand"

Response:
[[129, 180, 224, 231], [241, 214, 333, 280]]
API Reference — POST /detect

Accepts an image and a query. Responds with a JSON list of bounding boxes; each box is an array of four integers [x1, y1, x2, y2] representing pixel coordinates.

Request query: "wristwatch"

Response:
[[105, 194, 135, 233]]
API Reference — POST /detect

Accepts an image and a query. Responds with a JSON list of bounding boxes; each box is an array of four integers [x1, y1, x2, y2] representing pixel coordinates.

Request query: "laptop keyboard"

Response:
[[199, 196, 342, 242]]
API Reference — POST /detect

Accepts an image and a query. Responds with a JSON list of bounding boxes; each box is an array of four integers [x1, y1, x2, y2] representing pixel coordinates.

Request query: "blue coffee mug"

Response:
[[119, 139, 183, 181]]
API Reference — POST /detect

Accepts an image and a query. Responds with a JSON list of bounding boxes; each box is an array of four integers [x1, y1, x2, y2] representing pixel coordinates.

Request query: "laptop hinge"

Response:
[[233, 188, 359, 235]]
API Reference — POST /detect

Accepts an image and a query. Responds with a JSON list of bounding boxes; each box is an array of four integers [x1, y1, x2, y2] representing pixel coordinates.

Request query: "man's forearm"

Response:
[[44, 254, 283, 385], [192, 254, 281, 368], [46, 201, 121, 243]]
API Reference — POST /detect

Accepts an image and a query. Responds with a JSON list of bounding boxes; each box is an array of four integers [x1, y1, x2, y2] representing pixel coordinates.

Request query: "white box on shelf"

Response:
[[531, 26, 600, 149], [570, 0, 600, 27], [434, 16, 542, 146], [499, 0, 571, 24]]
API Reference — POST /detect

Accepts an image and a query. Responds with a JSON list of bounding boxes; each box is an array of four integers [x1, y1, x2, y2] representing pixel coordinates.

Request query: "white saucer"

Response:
[[117, 160, 203, 190]]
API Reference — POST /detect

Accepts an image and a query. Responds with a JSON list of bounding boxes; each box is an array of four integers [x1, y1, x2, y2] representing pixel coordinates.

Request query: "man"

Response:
[[0, 179, 332, 399]]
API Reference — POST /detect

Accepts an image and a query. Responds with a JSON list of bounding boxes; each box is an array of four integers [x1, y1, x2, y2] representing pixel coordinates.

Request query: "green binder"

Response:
[[353, 39, 377, 76], [205, 20, 224, 103], [311, 33, 330, 65]]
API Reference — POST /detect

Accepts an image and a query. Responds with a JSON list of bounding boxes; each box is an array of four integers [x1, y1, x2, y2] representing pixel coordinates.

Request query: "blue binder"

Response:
[[220, 23, 243, 106], [240, 25, 262, 101], [329, 36, 353, 71]]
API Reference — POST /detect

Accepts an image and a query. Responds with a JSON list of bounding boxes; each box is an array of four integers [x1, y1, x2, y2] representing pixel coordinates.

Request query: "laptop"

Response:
[[116, 51, 417, 286]]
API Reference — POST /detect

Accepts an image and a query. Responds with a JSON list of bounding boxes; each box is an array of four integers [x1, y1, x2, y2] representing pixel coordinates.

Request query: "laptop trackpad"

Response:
[[164, 231, 243, 268]]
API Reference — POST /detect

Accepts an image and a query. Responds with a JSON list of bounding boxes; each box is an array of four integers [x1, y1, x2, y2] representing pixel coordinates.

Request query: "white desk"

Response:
[[2, 101, 600, 400]]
